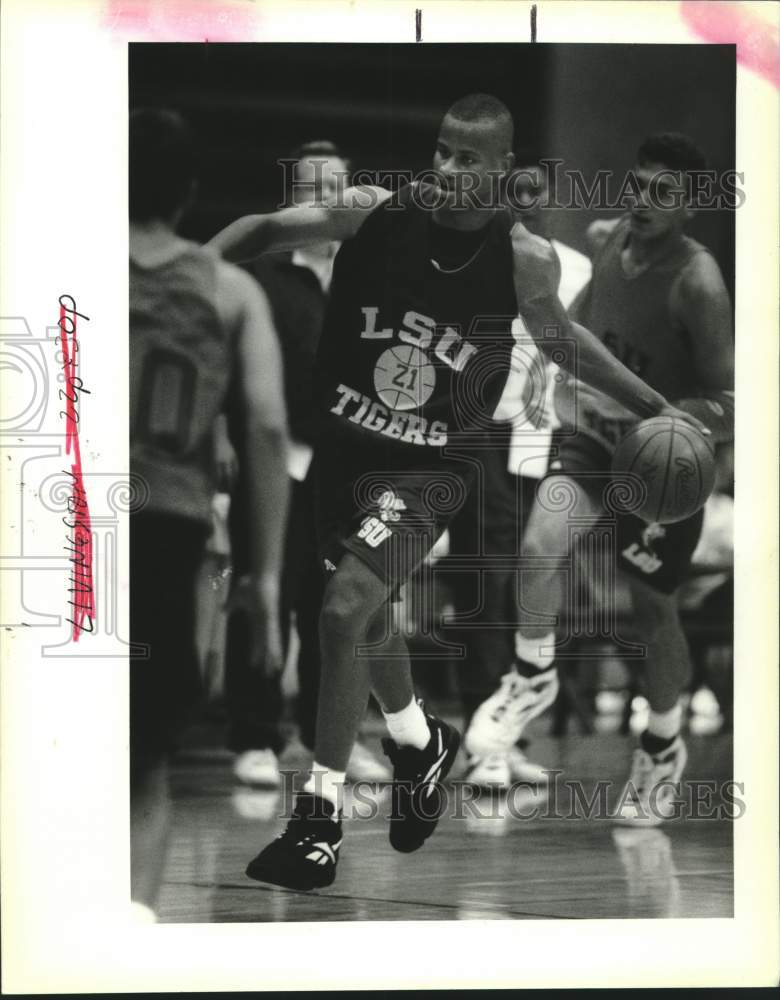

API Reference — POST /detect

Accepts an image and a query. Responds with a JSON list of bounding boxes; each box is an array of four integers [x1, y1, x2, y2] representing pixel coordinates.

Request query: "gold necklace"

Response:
[[430, 234, 490, 275]]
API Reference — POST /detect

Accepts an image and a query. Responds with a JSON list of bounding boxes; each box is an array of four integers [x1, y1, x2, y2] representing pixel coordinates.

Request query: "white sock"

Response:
[[647, 703, 683, 741], [514, 630, 556, 670], [303, 761, 345, 815], [382, 697, 430, 750]]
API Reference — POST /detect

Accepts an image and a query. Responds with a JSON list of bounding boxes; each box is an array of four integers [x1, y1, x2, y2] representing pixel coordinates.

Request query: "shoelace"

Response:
[[490, 671, 552, 732], [489, 672, 524, 723]]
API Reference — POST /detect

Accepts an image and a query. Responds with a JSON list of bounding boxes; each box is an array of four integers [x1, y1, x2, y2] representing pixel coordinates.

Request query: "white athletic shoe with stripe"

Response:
[[465, 664, 559, 758], [463, 751, 512, 789], [613, 736, 688, 827]]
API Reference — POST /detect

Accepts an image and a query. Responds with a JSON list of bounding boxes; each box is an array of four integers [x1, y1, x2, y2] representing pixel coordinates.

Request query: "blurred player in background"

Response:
[[452, 162, 592, 788], [129, 109, 289, 918], [218, 141, 390, 787], [468, 133, 734, 824]]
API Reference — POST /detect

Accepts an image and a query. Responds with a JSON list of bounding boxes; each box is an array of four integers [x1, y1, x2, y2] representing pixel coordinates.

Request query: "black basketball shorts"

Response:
[[313, 436, 475, 595], [545, 430, 704, 595]]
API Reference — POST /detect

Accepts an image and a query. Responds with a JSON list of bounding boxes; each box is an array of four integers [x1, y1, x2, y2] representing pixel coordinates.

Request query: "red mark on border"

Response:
[[103, 0, 260, 41], [681, 1, 779, 89], [58, 295, 95, 640]]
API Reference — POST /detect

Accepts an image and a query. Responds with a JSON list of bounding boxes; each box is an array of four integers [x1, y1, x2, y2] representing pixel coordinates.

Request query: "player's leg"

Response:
[[292, 473, 324, 755], [225, 477, 285, 786], [613, 509, 704, 825], [448, 448, 519, 787], [245, 456, 467, 888], [130, 756, 170, 916], [465, 470, 603, 764], [629, 576, 692, 716], [130, 511, 206, 917], [246, 552, 390, 890], [311, 553, 392, 772], [366, 612, 415, 714]]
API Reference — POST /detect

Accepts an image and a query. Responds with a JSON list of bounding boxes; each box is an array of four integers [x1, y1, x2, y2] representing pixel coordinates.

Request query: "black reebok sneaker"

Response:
[[245, 793, 342, 890], [381, 707, 461, 854]]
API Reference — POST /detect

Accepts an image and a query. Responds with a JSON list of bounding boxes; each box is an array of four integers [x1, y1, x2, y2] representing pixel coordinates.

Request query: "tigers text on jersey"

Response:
[[130, 243, 233, 525], [316, 183, 518, 458], [556, 215, 714, 448]]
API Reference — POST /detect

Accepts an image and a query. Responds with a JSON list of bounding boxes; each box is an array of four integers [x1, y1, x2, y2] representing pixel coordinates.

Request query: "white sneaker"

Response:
[[346, 741, 392, 783], [613, 736, 688, 827], [507, 746, 550, 783], [463, 752, 511, 789], [231, 788, 280, 820], [464, 665, 559, 758], [233, 748, 282, 788]]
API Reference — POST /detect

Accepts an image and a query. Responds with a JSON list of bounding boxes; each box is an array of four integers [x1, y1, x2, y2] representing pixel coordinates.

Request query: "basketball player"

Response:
[[129, 109, 289, 916], [210, 98, 706, 889], [220, 141, 390, 787], [467, 133, 734, 825]]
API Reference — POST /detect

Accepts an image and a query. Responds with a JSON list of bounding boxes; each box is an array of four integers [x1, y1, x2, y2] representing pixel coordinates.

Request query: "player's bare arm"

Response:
[[510, 220, 710, 433], [669, 252, 735, 442], [208, 185, 392, 263], [218, 262, 291, 672]]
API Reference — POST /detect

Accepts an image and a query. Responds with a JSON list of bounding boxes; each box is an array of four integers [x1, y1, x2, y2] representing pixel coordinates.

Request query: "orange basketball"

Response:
[[610, 416, 716, 524]]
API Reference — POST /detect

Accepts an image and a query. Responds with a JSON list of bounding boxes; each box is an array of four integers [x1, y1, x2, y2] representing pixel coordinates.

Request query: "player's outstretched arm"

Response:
[[510, 220, 709, 433], [220, 262, 291, 673], [208, 185, 392, 263], [669, 253, 735, 442]]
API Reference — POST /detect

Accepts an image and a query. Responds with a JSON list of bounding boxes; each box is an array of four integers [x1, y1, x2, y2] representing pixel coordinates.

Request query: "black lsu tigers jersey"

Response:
[[315, 183, 518, 461]]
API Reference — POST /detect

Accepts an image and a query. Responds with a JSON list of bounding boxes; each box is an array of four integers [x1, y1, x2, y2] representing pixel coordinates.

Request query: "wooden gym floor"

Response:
[[156, 728, 733, 923]]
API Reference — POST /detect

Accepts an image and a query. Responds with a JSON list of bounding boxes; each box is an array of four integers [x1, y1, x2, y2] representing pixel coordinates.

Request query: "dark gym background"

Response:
[[129, 42, 735, 299]]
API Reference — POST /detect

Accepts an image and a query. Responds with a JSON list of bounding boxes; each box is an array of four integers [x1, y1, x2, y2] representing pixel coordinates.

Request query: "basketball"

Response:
[[373, 344, 437, 411], [611, 415, 716, 524]]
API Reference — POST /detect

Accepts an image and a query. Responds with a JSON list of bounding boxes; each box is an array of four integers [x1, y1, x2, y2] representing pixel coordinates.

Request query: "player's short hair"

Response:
[[290, 140, 351, 176], [129, 108, 196, 222], [637, 132, 707, 176], [445, 93, 514, 152]]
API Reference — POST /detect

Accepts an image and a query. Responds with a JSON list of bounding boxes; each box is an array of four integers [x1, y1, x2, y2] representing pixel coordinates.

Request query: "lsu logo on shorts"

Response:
[[357, 489, 407, 548], [356, 517, 392, 548], [622, 522, 666, 575], [376, 490, 407, 523]]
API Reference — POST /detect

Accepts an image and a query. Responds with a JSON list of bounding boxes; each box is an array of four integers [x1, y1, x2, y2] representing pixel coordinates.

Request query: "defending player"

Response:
[[129, 109, 289, 916], [210, 98, 706, 889], [466, 133, 734, 825]]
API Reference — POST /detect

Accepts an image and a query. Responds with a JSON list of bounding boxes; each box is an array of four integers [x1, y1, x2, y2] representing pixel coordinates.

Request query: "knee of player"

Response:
[[319, 576, 369, 638], [365, 609, 391, 646]]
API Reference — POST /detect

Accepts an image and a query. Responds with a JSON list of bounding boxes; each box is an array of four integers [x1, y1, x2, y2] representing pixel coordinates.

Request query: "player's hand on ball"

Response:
[[510, 219, 560, 302], [656, 403, 711, 438]]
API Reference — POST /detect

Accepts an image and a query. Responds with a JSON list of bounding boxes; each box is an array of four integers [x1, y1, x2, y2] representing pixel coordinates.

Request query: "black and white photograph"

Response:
[[2, 0, 778, 991], [128, 38, 738, 923]]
